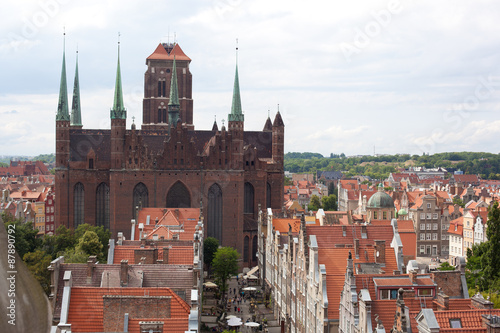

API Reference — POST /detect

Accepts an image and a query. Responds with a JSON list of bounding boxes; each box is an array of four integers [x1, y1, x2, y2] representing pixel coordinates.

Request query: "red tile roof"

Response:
[[146, 43, 191, 61], [434, 309, 500, 329], [272, 218, 301, 233], [67, 287, 190, 332]]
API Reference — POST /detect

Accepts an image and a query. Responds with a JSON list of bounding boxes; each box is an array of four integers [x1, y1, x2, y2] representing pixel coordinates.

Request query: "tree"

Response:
[[2, 212, 40, 259], [482, 201, 500, 287], [321, 194, 337, 211], [76, 231, 103, 259], [452, 197, 465, 208], [23, 249, 52, 295], [75, 224, 111, 261], [54, 225, 76, 256], [212, 247, 239, 302], [308, 195, 321, 211], [203, 237, 219, 273], [438, 262, 455, 271]]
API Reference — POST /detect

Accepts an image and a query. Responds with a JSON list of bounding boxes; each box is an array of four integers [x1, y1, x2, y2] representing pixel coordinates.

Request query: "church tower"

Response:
[[55, 35, 71, 228], [227, 56, 244, 170], [110, 41, 126, 170], [142, 43, 193, 129]]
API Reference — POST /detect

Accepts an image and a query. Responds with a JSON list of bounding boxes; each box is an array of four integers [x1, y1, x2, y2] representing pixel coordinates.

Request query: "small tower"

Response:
[[110, 38, 127, 170], [70, 50, 82, 129], [272, 109, 284, 168], [167, 56, 180, 127], [227, 46, 244, 169], [56, 35, 70, 168]]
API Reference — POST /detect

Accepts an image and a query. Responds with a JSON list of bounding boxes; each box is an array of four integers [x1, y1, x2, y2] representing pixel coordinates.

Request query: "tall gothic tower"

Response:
[[142, 43, 193, 130]]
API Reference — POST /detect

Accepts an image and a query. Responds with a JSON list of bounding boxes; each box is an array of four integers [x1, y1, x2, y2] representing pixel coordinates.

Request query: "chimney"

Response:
[[117, 232, 123, 246], [87, 256, 97, 282], [436, 291, 449, 311], [409, 269, 417, 284], [130, 219, 136, 241], [163, 247, 170, 264], [374, 240, 386, 264], [354, 239, 360, 259], [472, 293, 494, 310], [120, 260, 128, 286]]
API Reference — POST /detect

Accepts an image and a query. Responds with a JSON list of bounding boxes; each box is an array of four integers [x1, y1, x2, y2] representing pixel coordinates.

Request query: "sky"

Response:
[[1, 0, 500, 157]]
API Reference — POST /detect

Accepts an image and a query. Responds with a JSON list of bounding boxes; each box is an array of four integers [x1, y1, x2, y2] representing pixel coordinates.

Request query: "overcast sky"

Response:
[[1, 0, 500, 157]]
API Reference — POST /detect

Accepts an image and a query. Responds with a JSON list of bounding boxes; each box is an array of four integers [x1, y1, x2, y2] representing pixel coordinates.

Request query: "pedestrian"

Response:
[[238, 307, 240, 313], [233, 287, 236, 294], [236, 275, 239, 282]]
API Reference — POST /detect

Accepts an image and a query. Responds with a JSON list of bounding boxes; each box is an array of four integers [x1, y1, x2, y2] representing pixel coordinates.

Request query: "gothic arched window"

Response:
[[133, 183, 148, 219], [244, 182, 254, 214], [207, 183, 223, 242], [166, 181, 191, 208], [266, 182, 272, 209], [74, 182, 84, 228], [244, 236, 249, 263], [96, 182, 110, 229]]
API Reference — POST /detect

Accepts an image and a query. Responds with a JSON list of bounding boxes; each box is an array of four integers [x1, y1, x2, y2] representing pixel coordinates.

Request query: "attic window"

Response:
[[449, 319, 462, 328]]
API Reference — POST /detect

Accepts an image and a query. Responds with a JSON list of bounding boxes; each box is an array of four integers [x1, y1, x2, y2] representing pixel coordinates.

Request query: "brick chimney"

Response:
[[436, 291, 449, 311], [409, 270, 417, 284], [472, 293, 494, 310], [163, 247, 170, 264], [374, 240, 386, 264], [120, 260, 128, 286], [87, 255, 97, 283], [482, 315, 500, 333]]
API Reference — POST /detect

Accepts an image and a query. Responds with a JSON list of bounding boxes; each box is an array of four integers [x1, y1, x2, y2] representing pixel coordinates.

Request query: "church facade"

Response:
[[55, 42, 284, 264]]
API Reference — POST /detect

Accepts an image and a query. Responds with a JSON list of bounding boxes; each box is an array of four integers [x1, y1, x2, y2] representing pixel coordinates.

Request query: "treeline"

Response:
[[284, 152, 500, 180], [0, 153, 55, 165]]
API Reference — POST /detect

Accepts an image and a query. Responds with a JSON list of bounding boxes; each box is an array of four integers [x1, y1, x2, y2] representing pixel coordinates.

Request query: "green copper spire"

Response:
[[70, 50, 82, 126], [228, 62, 244, 122], [110, 39, 126, 120], [56, 35, 70, 122], [168, 55, 180, 126], [168, 56, 179, 106]]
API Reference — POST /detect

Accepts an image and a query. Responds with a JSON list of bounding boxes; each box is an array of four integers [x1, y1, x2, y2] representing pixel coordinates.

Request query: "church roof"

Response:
[[147, 43, 191, 61]]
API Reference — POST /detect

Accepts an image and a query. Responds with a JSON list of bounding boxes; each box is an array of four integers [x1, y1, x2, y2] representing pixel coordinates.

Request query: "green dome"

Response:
[[367, 184, 395, 209], [398, 208, 408, 215]]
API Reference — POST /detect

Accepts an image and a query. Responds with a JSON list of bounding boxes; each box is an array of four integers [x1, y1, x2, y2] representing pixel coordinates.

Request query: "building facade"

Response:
[[54, 42, 284, 263]]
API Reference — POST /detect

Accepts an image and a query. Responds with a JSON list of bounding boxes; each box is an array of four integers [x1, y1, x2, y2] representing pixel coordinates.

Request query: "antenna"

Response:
[[236, 38, 238, 64]]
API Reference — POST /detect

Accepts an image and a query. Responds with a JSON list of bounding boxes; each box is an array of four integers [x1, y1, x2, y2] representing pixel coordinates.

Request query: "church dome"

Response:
[[367, 184, 395, 209], [398, 208, 408, 215]]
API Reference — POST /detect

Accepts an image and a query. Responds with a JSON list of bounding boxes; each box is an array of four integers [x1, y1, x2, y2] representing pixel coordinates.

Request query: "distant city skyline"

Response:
[[1, 0, 500, 156]]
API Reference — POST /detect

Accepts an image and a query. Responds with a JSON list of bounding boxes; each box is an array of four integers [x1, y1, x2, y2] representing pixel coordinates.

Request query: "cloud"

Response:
[[2, 110, 18, 114]]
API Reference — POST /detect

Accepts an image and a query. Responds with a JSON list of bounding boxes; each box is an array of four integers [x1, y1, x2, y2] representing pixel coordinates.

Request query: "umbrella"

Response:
[[203, 281, 218, 288], [244, 322, 260, 327], [243, 287, 257, 291], [247, 274, 258, 280], [228, 318, 243, 326], [226, 315, 237, 320]]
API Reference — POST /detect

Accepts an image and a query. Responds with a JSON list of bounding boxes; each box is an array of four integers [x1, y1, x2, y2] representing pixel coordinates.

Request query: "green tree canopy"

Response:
[[2, 212, 41, 258], [203, 237, 219, 267], [212, 247, 239, 300], [308, 195, 321, 211], [76, 230, 103, 259], [23, 249, 52, 295], [321, 194, 337, 211]]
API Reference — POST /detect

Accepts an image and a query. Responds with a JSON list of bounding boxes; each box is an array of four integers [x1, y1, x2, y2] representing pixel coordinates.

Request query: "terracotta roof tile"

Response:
[[67, 287, 190, 332]]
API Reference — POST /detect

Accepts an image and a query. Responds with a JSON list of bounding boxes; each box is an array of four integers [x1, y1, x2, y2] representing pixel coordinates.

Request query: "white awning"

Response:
[[244, 266, 259, 278]]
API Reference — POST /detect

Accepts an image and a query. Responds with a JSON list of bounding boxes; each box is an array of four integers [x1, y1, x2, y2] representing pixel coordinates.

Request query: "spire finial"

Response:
[[132, 116, 135, 124], [110, 33, 126, 120], [56, 29, 70, 122], [70, 46, 82, 127], [236, 38, 238, 64]]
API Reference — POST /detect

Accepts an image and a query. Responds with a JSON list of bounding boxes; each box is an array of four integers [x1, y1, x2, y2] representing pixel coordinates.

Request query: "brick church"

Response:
[[54, 41, 284, 264]]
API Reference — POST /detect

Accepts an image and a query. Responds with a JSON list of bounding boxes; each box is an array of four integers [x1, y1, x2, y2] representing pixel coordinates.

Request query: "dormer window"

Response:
[[449, 319, 462, 328]]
